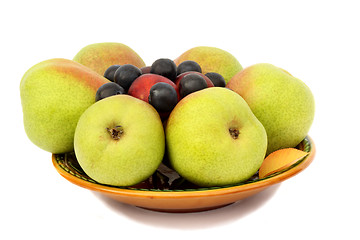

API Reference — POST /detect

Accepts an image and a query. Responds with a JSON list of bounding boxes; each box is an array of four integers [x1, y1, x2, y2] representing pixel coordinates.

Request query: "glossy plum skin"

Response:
[[150, 58, 177, 82], [205, 72, 226, 87], [176, 60, 202, 75], [149, 82, 178, 112], [95, 82, 125, 102], [128, 74, 180, 119], [103, 65, 121, 82], [178, 74, 208, 98], [174, 71, 214, 89], [128, 74, 180, 103], [114, 64, 142, 91]]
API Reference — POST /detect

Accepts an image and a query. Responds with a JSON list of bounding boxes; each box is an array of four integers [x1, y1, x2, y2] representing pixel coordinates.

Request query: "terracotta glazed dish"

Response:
[[52, 136, 315, 213]]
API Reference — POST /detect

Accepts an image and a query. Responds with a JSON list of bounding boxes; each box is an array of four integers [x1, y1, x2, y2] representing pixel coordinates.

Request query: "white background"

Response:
[[2, 0, 359, 239]]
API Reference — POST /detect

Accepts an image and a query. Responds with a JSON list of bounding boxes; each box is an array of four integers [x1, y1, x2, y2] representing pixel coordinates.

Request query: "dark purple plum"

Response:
[[95, 82, 125, 101], [205, 72, 226, 87], [150, 58, 177, 81], [114, 64, 142, 91], [103, 65, 121, 82], [148, 82, 178, 112], [179, 73, 208, 98], [177, 60, 202, 75]]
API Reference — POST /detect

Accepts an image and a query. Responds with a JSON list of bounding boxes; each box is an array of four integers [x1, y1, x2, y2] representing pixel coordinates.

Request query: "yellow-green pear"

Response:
[[73, 42, 146, 76], [74, 95, 165, 186], [226, 63, 315, 155], [174, 46, 243, 83], [20, 58, 109, 153], [166, 87, 267, 187]]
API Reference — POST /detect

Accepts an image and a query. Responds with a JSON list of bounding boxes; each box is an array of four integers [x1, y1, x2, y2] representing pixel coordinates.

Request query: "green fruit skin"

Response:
[[166, 87, 267, 187], [74, 95, 165, 186], [226, 63, 315, 155], [174, 46, 243, 84], [73, 42, 146, 76], [20, 58, 109, 153]]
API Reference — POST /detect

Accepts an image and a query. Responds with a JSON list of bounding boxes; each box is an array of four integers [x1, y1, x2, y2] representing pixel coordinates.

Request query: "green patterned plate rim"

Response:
[[54, 136, 312, 192]]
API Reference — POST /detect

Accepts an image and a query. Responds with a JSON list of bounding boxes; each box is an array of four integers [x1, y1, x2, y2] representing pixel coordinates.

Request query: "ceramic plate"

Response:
[[52, 136, 315, 213]]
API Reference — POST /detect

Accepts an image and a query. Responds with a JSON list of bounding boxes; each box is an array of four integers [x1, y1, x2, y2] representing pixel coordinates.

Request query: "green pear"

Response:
[[174, 46, 243, 83], [73, 42, 146, 76], [165, 87, 267, 187], [226, 63, 315, 155], [20, 58, 109, 153], [74, 95, 165, 186]]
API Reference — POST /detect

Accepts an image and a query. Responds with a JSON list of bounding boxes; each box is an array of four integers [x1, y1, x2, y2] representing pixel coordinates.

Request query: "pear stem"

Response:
[[229, 127, 240, 139], [106, 126, 124, 140]]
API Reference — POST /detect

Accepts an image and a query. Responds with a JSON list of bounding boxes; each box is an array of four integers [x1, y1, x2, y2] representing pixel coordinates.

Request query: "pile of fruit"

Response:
[[97, 58, 225, 118], [20, 42, 315, 189]]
